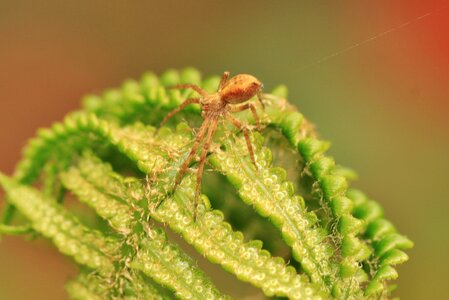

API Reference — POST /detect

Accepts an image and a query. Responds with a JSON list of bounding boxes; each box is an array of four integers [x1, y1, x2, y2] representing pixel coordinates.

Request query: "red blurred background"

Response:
[[1, 1, 448, 299]]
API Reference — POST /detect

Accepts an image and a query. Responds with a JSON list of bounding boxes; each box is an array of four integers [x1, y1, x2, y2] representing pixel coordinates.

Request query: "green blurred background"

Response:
[[1, 1, 448, 299]]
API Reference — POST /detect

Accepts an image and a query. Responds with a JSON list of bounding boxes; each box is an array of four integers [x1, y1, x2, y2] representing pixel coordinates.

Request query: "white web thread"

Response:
[[298, 3, 449, 71]]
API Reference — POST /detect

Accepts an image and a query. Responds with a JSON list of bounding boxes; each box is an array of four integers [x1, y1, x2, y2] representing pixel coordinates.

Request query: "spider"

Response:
[[159, 71, 265, 220]]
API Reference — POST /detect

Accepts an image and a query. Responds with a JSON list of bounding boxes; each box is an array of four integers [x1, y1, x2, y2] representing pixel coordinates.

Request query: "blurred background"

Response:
[[0, 1, 448, 299]]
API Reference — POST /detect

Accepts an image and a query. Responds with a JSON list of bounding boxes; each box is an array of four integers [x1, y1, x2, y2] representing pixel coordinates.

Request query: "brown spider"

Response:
[[159, 71, 264, 220]]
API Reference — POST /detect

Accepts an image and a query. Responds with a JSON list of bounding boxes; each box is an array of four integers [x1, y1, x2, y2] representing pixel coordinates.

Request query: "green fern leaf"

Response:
[[0, 68, 412, 300]]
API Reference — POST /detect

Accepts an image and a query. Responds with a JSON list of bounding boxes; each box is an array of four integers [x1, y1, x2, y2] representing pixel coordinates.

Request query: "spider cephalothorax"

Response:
[[159, 71, 264, 219]]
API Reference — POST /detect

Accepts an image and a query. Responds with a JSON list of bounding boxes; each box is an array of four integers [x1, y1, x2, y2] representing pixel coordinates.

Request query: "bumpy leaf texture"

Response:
[[0, 68, 412, 299]]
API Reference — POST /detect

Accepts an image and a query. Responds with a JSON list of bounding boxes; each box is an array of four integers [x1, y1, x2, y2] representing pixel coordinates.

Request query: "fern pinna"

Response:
[[0, 68, 412, 299]]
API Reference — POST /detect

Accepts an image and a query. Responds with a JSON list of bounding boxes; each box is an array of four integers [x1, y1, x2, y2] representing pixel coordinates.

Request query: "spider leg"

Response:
[[157, 97, 200, 131], [230, 103, 261, 130], [226, 113, 258, 170], [169, 84, 208, 97], [193, 116, 219, 221], [173, 117, 211, 192], [257, 92, 266, 110], [218, 71, 230, 92]]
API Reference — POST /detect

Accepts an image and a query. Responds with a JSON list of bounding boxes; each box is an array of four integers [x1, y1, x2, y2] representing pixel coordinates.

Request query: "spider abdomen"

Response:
[[221, 74, 263, 104]]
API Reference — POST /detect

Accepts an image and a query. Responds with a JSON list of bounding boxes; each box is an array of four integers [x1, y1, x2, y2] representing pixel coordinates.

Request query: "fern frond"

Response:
[[209, 132, 337, 293], [0, 172, 117, 273], [70, 130, 325, 299], [0, 68, 412, 299], [61, 153, 228, 299], [347, 189, 413, 297]]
